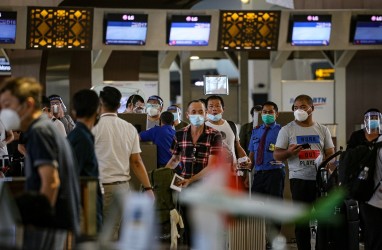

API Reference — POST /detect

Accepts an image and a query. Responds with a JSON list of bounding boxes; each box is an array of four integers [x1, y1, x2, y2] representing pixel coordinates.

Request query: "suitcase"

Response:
[[316, 199, 359, 250], [315, 149, 360, 250], [228, 168, 266, 250]]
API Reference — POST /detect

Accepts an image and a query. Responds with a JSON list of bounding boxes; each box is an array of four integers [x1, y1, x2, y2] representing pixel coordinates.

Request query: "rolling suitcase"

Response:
[[228, 168, 266, 250], [315, 149, 360, 250]]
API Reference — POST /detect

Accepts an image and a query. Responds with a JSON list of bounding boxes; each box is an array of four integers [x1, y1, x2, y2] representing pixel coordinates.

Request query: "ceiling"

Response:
[[59, 0, 202, 9]]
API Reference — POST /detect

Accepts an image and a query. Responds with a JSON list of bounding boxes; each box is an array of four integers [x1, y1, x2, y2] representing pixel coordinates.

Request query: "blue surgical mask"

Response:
[[262, 114, 275, 125], [188, 115, 204, 127], [207, 113, 222, 122], [369, 120, 380, 129]]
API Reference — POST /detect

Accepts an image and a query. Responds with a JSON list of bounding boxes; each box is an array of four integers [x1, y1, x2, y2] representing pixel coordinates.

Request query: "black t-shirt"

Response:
[[23, 116, 80, 234]]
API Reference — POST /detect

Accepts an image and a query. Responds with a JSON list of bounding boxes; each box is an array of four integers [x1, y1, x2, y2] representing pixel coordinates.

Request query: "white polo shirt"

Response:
[[92, 113, 141, 184]]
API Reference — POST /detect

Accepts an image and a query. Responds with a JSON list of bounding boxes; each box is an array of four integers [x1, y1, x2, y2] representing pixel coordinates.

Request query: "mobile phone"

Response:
[[299, 143, 310, 149]]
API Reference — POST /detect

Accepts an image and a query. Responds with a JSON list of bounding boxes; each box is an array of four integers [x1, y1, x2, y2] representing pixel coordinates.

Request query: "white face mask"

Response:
[[146, 107, 160, 117], [173, 112, 180, 122], [294, 109, 309, 122], [0, 109, 21, 130]]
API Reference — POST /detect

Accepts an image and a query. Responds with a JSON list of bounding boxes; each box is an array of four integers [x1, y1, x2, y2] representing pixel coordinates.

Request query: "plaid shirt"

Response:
[[171, 124, 222, 179]]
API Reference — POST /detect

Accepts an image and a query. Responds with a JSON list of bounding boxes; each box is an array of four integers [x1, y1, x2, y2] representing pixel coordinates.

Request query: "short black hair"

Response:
[[262, 101, 279, 112], [364, 108, 381, 115], [187, 99, 205, 110], [294, 94, 313, 106], [73, 89, 99, 118], [41, 96, 50, 109], [100, 86, 121, 111], [126, 94, 144, 108], [160, 111, 174, 125], [206, 95, 225, 108], [250, 105, 263, 116]]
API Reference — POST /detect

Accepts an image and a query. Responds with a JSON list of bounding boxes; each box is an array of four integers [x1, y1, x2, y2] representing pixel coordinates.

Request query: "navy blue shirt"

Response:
[[24, 116, 80, 234], [68, 121, 103, 231], [68, 122, 99, 177], [249, 123, 284, 171], [140, 125, 176, 166]]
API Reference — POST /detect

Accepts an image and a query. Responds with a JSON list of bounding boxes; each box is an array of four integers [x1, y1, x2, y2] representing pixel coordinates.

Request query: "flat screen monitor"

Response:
[[168, 15, 211, 46], [0, 11, 17, 44], [203, 75, 229, 95], [118, 113, 147, 133], [352, 15, 382, 45], [104, 13, 148, 45], [288, 14, 332, 46]]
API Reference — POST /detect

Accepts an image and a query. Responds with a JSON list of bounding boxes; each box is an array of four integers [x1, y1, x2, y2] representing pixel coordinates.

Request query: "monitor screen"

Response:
[[0, 11, 17, 44], [203, 75, 229, 95], [168, 15, 211, 46], [288, 14, 331, 46], [352, 15, 382, 45], [118, 113, 147, 133], [104, 13, 148, 45]]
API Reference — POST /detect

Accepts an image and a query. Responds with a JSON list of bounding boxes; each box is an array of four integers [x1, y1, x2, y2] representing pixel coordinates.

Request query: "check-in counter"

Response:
[[2, 176, 99, 237], [129, 141, 157, 191]]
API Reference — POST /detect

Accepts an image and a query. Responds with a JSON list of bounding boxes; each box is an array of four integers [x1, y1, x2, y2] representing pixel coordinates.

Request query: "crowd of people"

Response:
[[0, 76, 381, 250]]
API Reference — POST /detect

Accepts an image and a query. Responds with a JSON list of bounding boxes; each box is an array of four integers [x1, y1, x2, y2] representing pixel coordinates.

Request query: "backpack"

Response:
[[337, 141, 382, 202], [147, 167, 176, 240]]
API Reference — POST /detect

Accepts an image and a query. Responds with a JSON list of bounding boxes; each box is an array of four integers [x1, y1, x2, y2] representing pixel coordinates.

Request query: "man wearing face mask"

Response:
[[274, 94, 335, 250], [246, 102, 284, 247], [67, 89, 103, 232], [122, 94, 145, 114], [49, 94, 75, 134], [165, 99, 222, 247], [167, 104, 188, 130], [347, 108, 381, 150], [0, 77, 80, 248], [146, 95, 164, 129], [205, 95, 250, 170]]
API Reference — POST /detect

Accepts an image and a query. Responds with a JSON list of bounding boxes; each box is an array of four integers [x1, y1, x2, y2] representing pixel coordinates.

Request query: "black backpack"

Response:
[[337, 141, 382, 202]]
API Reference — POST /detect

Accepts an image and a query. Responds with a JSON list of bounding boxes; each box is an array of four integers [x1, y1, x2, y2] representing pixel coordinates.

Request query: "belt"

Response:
[[255, 168, 283, 174], [102, 181, 128, 186]]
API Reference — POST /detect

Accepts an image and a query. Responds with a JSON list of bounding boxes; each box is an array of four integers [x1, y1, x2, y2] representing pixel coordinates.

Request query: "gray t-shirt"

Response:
[[275, 121, 334, 180]]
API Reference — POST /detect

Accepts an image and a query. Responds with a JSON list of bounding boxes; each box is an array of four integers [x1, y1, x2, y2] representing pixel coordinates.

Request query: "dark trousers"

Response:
[[252, 168, 285, 198], [290, 178, 317, 250], [360, 203, 382, 250], [252, 168, 285, 234]]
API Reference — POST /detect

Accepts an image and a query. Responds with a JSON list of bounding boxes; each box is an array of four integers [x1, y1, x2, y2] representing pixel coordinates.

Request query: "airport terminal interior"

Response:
[[1, 0, 382, 249]]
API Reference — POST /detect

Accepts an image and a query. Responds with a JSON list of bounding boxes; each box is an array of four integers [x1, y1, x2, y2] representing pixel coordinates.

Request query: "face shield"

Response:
[[364, 111, 382, 134]]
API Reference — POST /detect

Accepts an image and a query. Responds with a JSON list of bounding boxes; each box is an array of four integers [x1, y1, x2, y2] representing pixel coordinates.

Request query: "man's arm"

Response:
[[165, 154, 181, 169], [38, 164, 60, 207], [273, 144, 302, 161], [130, 153, 155, 198], [179, 154, 219, 188]]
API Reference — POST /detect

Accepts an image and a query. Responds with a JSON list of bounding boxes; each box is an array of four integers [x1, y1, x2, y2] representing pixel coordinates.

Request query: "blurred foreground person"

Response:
[[0, 77, 80, 249]]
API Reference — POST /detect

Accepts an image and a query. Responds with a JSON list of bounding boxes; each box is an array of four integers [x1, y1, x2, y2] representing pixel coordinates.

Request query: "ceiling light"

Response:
[[190, 56, 200, 60]]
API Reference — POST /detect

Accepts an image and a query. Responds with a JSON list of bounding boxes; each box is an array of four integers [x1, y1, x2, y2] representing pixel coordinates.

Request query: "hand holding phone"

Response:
[[298, 143, 311, 149]]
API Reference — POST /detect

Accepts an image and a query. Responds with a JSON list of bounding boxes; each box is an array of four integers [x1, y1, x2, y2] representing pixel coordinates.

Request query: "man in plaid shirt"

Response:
[[165, 99, 222, 247], [166, 99, 222, 186]]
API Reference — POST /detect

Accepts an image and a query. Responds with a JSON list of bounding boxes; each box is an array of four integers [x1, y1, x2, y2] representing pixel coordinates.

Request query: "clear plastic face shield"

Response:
[[364, 111, 382, 134]]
